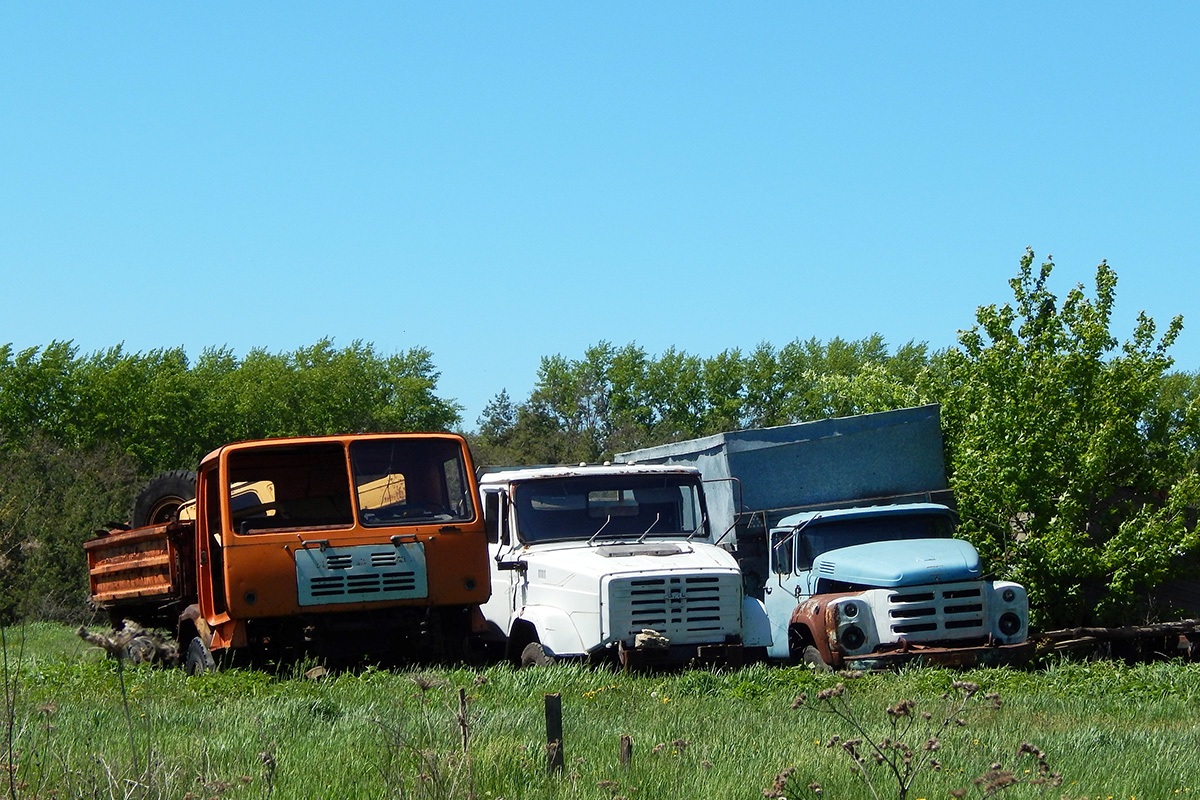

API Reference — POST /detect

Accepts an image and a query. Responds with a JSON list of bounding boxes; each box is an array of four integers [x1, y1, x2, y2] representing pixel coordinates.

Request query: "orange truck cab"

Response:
[[86, 433, 491, 670]]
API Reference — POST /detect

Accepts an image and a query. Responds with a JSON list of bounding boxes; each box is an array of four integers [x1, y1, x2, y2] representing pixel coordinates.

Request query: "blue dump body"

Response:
[[617, 404, 951, 537]]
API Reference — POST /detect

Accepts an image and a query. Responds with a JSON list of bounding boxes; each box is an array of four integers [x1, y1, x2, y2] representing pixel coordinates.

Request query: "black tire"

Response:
[[184, 636, 216, 675], [132, 470, 196, 527], [519, 641, 556, 668], [802, 645, 832, 673]]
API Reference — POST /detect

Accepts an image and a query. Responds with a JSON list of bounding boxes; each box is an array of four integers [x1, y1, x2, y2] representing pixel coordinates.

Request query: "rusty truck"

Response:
[[618, 405, 1032, 670], [85, 432, 491, 671]]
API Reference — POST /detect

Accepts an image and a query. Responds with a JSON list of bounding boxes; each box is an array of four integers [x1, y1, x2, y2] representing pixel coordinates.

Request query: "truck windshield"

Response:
[[350, 438, 475, 527], [227, 442, 355, 534], [798, 512, 954, 567], [513, 475, 705, 544]]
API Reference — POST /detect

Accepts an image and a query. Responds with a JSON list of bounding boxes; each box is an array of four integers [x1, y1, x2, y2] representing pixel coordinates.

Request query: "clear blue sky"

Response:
[[3, 4, 1197, 428]]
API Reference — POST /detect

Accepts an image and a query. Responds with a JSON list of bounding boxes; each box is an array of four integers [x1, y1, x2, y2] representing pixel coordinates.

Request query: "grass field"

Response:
[[3, 622, 1200, 799]]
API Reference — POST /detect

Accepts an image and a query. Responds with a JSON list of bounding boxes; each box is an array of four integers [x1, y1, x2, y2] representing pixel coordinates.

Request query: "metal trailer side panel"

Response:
[[616, 405, 950, 531], [84, 522, 192, 608]]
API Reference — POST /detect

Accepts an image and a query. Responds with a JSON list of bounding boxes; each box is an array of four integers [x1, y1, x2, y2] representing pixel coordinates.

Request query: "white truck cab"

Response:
[[477, 464, 769, 668]]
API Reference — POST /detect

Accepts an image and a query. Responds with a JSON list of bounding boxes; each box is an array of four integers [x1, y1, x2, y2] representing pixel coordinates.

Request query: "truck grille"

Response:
[[886, 582, 986, 638], [295, 543, 428, 606], [605, 573, 741, 645]]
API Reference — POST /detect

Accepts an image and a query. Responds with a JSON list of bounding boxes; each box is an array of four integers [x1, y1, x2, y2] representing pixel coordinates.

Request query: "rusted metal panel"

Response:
[[842, 640, 1036, 671], [85, 522, 190, 607], [789, 592, 1034, 670]]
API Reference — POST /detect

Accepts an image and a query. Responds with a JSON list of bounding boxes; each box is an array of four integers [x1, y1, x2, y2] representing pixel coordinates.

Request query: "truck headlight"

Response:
[[841, 625, 866, 651], [1002, 587, 1016, 603], [998, 612, 1022, 636]]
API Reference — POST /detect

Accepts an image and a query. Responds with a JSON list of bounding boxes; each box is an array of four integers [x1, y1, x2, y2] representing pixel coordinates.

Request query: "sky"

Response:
[[2, 4, 1198, 428]]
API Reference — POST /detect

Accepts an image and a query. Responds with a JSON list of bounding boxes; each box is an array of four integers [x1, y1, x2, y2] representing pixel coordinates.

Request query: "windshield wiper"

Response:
[[636, 512, 662, 543], [587, 515, 613, 546]]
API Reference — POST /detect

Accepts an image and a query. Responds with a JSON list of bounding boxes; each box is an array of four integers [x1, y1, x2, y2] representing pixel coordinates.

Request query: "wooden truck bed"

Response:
[[84, 521, 194, 610]]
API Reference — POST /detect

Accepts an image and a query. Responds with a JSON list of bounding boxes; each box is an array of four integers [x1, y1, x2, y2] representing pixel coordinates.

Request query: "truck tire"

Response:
[[520, 641, 556, 667], [802, 645, 832, 673], [132, 470, 196, 527], [184, 636, 216, 675]]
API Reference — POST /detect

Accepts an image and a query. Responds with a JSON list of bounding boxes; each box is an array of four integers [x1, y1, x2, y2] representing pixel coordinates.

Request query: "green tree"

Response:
[[927, 249, 1198, 627], [0, 436, 140, 623], [0, 341, 82, 449]]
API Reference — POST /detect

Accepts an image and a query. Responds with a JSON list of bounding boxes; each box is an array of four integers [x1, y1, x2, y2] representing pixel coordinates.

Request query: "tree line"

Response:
[[2, 250, 1198, 629]]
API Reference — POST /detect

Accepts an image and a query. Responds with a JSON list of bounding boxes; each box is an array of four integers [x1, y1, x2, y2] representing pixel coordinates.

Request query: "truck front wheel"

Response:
[[789, 625, 832, 672], [184, 636, 216, 675], [520, 641, 556, 668], [801, 645, 831, 672]]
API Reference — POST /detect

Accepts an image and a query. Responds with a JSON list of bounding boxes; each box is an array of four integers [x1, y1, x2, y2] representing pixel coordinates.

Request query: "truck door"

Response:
[[196, 464, 229, 619], [480, 488, 520, 635]]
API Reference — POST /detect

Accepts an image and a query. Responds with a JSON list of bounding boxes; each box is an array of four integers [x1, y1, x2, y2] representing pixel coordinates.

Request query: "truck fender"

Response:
[[510, 606, 589, 659], [789, 599, 839, 668], [741, 596, 773, 649], [177, 604, 211, 648]]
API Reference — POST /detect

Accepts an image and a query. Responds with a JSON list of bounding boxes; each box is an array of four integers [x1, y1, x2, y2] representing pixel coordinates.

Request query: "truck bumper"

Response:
[[843, 640, 1035, 671], [617, 639, 745, 670]]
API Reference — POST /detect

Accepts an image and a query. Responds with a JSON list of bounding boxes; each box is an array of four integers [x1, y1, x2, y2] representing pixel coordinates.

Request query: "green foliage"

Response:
[[928, 249, 1199, 627], [770, 677, 1062, 800], [473, 337, 928, 463], [473, 250, 1200, 628], [0, 338, 461, 477], [0, 437, 140, 624], [3, 250, 1199, 632]]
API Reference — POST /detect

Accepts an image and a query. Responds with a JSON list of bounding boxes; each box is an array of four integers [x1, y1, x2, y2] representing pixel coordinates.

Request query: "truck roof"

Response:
[[478, 463, 701, 486], [200, 431, 469, 467], [774, 502, 955, 529]]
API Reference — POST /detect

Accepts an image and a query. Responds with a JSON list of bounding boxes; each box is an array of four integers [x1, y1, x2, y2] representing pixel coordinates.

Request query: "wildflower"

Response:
[[816, 683, 846, 701], [763, 767, 796, 798], [411, 674, 444, 692]]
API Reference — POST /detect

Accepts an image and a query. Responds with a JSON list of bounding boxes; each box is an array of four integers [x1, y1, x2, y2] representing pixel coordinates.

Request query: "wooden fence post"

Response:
[[619, 734, 633, 770], [545, 693, 564, 775]]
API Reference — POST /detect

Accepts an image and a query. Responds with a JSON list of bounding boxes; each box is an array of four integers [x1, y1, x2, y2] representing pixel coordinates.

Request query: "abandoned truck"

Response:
[[85, 433, 491, 670], [475, 463, 771, 668], [618, 405, 1032, 670]]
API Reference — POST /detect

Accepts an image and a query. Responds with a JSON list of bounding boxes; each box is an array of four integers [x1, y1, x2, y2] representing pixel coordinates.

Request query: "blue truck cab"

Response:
[[765, 502, 1029, 669]]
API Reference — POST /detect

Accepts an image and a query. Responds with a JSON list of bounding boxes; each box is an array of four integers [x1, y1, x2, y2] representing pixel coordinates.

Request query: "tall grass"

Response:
[[2, 623, 1199, 799]]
